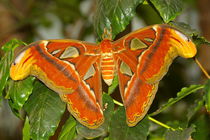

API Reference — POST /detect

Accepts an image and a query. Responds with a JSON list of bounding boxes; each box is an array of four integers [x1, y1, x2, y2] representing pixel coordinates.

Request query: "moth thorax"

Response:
[[101, 53, 115, 86], [100, 39, 112, 53]]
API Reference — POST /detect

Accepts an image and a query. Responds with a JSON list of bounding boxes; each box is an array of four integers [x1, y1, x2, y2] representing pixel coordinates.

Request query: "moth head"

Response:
[[171, 29, 197, 58], [10, 49, 35, 80]]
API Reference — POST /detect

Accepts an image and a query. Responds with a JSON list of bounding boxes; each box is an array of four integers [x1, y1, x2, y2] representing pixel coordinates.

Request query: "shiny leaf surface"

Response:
[[58, 116, 77, 140], [23, 117, 31, 140], [94, 0, 144, 40], [109, 107, 149, 140], [24, 81, 66, 140], [150, 0, 183, 23], [7, 77, 35, 117], [0, 39, 25, 96]]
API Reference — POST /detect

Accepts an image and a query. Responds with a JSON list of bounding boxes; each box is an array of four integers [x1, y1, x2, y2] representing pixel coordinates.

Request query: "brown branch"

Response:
[[194, 57, 210, 79]]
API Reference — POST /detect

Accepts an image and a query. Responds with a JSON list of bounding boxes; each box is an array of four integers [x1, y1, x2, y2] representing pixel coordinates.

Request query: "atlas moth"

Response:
[[10, 24, 197, 129]]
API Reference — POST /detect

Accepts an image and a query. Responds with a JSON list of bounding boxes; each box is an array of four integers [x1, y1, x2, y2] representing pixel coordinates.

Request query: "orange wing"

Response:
[[10, 24, 197, 128], [10, 39, 104, 129], [113, 24, 197, 126]]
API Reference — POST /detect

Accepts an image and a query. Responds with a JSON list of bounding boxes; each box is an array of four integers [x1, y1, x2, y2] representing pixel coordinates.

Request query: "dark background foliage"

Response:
[[0, 0, 210, 140]]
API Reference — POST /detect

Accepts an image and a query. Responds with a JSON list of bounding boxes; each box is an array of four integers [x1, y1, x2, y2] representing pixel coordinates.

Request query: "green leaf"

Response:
[[0, 39, 25, 97], [150, 85, 204, 116], [102, 94, 115, 129], [137, 4, 163, 25], [94, 0, 144, 40], [58, 116, 77, 140], [104, 137, 110, 140], [165, 120, 188, 131], [108, 76, 118, 95], [169, 22, 199, 37], [192, 115, 210, 140], [76, 94, 114, 139], [1, 39, 26, 52], [204, 80, 210, 112], [7, 77, 35, 118], [0, 96, 2, 106], [76, 123, 106, 139], [148, 118, 166, 140], [193, 35, 210, 46], [165, 125, 195, 140], [23, 117, 31, 140], [149, 131, 165, 140], [0, 51, 13, 95], [24, 81, 66, 140], [109, 107, 149, 140], [150, 0, 183, 23], [186, 98, 204, 121]]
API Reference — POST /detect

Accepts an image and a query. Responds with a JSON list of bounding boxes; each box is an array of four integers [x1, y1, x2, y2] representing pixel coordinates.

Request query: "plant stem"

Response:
[[113, 99, 123, 106], [148, 116, 177, 131], [194, 58, 210, 79]]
